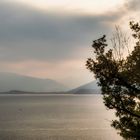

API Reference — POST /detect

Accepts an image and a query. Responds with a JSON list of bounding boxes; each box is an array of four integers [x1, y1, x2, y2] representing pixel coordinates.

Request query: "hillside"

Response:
[[0, 72, 67, 92], [68, 81, 100, 94]]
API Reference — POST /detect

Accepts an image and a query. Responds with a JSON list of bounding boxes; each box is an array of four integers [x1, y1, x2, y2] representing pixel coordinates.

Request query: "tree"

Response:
[[86, 21, 140, 140]]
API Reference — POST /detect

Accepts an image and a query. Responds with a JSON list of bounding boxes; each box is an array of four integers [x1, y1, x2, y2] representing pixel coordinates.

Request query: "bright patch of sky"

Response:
[[8, 0, 125, 14]]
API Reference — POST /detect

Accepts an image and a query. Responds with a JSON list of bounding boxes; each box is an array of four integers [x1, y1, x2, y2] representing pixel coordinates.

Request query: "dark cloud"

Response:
[[0, 1, 122, 62], [124, 0, 140, 11]]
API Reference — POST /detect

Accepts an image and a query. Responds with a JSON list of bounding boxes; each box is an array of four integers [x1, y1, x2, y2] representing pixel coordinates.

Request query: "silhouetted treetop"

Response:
[[86, 21, 140, 140]]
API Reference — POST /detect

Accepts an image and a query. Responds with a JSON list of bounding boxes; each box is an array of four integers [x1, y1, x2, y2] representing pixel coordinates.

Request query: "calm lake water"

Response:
[[0, 94, 122, 140]]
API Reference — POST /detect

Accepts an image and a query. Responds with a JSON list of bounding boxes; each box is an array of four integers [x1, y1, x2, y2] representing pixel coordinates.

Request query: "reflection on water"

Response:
[[0, 94, 122, 140]]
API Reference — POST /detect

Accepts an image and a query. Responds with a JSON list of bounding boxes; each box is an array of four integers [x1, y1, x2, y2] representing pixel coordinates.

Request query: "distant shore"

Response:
[[0, 90, 100, 95]]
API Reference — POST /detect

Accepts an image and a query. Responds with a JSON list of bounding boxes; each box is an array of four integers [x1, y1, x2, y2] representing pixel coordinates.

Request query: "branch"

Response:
[[110, 94, 140, 119], [109, 100, 140, 119]]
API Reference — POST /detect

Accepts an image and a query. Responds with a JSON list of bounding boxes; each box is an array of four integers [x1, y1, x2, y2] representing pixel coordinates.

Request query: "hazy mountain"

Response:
[[68, 81, 100, 94], [0, 72, 67, 92]]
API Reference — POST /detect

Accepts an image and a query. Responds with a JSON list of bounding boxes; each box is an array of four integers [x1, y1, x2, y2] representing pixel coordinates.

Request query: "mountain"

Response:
[[0, 72, 67, 92], [68, 81, 100, 94]]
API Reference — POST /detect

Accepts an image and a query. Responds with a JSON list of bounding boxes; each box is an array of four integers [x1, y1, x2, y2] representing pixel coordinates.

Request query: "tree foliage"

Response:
[[86, 21, 140, 140]]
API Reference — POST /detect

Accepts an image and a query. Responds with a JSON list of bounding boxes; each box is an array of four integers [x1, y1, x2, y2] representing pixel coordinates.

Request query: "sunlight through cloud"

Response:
[[9, 0, 125, 14]]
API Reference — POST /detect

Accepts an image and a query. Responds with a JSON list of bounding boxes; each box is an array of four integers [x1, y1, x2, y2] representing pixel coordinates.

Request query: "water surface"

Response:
[[0, 94, 122, 140]]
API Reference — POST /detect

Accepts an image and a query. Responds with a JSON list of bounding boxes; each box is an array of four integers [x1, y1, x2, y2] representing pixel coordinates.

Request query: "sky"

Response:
[[0, 0, 139, 88]]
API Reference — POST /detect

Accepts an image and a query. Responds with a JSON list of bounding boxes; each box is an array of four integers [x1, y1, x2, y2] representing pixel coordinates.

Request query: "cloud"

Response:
[[0, 1, 123, 62], [0, 1, 132, 87], [125, 0, 140, 11]]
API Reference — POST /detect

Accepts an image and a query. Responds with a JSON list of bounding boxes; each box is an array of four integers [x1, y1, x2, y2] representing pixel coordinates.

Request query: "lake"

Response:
[[0, 94, 122, 140]]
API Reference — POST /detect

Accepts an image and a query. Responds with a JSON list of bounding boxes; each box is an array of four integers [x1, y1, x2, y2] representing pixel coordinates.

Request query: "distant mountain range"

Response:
[[68, 81, 100, 94], [0, 72, 100, 94], [0, 72, 67, 92]]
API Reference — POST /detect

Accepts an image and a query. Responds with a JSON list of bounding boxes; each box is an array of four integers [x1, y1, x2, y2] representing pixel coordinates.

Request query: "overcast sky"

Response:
[[0, 0, 139, 88]]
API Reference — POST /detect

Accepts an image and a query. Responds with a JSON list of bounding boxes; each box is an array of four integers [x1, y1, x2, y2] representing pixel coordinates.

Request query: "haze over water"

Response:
[[0, 94, 122, 140]]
